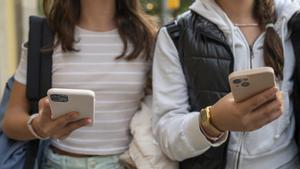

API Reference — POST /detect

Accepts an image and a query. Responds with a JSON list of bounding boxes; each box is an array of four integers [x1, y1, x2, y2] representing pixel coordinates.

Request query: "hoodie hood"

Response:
[[189, 0, 232, 37], [189, 0, 300, 39]]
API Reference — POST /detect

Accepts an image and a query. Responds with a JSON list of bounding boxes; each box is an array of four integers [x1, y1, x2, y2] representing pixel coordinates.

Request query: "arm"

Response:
[[152, 28, 228, 161], [2, 81, 35, 140], [2, 44, 91, 141], [2, 44, 35, 140]]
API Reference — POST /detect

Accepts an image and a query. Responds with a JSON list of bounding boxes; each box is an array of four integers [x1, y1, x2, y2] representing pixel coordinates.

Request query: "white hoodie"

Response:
[[153, 0, 300, 169]]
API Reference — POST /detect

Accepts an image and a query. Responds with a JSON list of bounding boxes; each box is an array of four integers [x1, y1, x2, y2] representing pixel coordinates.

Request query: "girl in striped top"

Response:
[[3, 0, 157, 168]]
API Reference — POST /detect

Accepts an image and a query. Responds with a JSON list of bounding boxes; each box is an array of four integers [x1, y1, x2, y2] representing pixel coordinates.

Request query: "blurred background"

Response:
[[0, 0, 194, 96]]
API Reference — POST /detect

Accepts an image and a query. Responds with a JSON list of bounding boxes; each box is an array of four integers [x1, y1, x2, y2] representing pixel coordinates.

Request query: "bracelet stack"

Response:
[[27, 114, 49, 140]]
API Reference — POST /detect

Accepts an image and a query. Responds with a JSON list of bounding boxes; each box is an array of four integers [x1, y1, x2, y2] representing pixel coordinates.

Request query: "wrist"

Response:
[[200, 124, 225, 142], [200, 122, 222, 138], [209, 105, 226, 132], [28, 114, 49, 140], [199, 106, 224, 138]]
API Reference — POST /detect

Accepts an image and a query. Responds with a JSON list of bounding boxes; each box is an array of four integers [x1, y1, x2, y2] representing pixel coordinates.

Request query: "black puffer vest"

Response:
[[167, 11, 233, 169], [166, 11, 300, 169]]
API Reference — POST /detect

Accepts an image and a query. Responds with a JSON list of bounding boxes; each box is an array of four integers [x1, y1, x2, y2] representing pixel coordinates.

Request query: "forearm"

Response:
[[2, 111, 37, 141], [2, 80, 39, 140]]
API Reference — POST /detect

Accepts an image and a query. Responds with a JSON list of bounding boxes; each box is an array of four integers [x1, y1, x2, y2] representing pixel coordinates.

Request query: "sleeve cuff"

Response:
[[210, 131, 228, 147], [14, 74, 26, 85], [183, 112, 228, 150]]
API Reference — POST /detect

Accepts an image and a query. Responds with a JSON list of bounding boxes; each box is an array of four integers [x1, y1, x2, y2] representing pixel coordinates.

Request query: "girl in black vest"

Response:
[[153, 0, 300, 168]]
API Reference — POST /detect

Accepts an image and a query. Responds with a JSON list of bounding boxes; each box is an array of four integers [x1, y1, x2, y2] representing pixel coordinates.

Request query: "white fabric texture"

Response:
[[121, 96, 178, 169]]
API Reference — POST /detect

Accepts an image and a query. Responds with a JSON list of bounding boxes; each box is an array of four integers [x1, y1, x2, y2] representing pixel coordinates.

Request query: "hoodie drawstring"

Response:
[[274, 17, 288, 139]]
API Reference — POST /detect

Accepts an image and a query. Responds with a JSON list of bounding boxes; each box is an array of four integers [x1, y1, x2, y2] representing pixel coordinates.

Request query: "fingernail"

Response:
[[69, 112, 78, 118], [86, 118, 92, 124], [270, 88, 278, 96]]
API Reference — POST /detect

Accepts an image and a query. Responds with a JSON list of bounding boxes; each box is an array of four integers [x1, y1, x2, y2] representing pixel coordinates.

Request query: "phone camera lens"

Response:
[[233, 79, 242, 84], [241, 82, 250, 87], [50, 94, 68, 102]]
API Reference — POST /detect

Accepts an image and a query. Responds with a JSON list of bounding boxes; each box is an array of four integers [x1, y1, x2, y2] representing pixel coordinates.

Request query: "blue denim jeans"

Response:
[[42, 148, 124, 169]]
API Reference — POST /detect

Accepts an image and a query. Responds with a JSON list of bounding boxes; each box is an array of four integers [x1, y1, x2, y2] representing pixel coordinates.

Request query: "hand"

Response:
[[210, 87, 283, 132], [31, 97, 91, 139]]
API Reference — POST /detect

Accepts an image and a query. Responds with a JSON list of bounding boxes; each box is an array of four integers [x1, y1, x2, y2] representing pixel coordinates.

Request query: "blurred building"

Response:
[[0, 0, 37, 96], [142, 0, 194, 24]]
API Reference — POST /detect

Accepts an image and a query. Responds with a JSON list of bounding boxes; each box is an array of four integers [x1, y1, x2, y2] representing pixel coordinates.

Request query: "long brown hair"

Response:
[[43, 0, 157, 61], [255, 0, 284, 79]]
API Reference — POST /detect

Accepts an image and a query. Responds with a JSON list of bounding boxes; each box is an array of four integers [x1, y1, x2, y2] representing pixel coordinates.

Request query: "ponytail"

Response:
[[255, 0, 284, 79]]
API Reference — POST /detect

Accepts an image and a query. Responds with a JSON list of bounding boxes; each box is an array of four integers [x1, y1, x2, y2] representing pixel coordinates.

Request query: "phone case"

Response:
[[47, 88, 95, 126], [228, 67, 276, 102]]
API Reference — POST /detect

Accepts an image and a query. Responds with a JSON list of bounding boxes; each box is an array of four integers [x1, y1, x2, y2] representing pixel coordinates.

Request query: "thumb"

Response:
[[38, 97, 52, 120]]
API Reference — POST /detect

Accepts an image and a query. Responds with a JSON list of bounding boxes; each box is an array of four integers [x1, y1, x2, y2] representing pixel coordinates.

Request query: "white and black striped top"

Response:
[[15, 26, 149, 155]]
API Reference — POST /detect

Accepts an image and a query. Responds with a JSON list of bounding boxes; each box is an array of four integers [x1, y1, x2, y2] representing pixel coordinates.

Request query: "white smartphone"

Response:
[[47, 88, 95, 126], [228, 67, 276, 102]]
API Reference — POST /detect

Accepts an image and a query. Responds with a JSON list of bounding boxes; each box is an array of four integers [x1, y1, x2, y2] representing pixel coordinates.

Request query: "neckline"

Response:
[[75, 25, 118, 34]]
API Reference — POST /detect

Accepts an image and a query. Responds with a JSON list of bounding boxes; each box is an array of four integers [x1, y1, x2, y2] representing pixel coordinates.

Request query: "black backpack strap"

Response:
[[24, 16, 53, 169], [166, 20, 181, 51], [39, 17, 54, 97], [27, 16, 43, 114], [165, 19, 193, 89], [27, 16, 53, 114]]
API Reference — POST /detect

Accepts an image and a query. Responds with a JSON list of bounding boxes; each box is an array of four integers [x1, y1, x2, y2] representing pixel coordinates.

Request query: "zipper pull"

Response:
[[249, 45, 254, 69], [249, 45, 254, 59]]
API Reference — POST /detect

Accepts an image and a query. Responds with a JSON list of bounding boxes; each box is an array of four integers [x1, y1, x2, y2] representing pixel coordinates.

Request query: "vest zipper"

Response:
[[249, 45, 254, 69], [235, 133, 246, 169]]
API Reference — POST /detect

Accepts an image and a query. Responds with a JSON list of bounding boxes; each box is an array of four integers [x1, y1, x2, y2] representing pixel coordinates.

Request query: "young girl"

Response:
[[153, 0, 300, 169], [3, 0, 156, 168]]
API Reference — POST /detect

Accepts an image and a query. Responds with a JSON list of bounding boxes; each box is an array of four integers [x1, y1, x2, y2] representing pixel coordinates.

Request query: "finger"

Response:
[[250, 99, 282, 127], [54, 112, 80, 128], [52, 132, 71, 140], [241, 87, 278, 112], [255, 97, 282, 117], [55, 118, 91, 139], [277, 91, 284, 112], [57, 135, 69, 140], [254, 110, 282, 131], [65, 118, 91, 132]]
